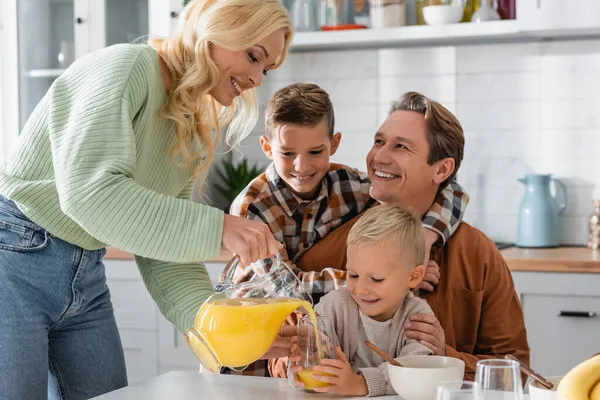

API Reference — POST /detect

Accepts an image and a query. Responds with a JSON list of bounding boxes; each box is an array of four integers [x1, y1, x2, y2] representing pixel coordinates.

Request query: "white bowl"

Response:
[[388, 356, 465, 400], [528, 376, 562, 400], [422, 5, 464, 25]]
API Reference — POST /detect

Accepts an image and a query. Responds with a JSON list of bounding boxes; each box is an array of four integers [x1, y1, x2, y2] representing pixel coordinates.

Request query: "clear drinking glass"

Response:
[[437, 381, 482, 400], [295, 315, 339, 392], [475, 359, 524, 400]]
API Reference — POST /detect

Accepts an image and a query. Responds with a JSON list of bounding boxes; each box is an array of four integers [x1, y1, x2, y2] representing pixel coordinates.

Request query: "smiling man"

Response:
[[269, 92, 530, 380]]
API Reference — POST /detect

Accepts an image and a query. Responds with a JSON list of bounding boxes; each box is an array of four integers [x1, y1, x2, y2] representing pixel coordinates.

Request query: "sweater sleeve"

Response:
[[134, 177, 215, 333], [422, 180, 469, 245], [359, 338, 433, 398], [359, 295, 434, 397], [47, 49, 223, 263]]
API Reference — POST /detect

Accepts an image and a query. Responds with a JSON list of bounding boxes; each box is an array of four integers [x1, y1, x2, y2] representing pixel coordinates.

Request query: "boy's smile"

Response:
[[260, 121, 341, 200]]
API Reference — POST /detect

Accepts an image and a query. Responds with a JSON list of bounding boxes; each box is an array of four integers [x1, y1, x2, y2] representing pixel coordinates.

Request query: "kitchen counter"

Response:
[[104, 247, 232, 262], [500, 246, 600, 273], [105, 246, 600, 273], [91, 371, 397, 399]]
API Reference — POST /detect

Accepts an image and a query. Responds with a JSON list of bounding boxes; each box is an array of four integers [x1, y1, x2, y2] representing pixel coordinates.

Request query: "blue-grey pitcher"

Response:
[[516, 174, 567, 248]]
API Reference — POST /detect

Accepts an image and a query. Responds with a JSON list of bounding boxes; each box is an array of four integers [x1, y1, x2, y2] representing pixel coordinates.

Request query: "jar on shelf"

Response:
[[354, 0, 371, 27], [369, 0, 406, 28], [292, 0, 318, 32], [319, 0, 353, 28], [460, 0, 477, 22], [495, 0, 515, 20]]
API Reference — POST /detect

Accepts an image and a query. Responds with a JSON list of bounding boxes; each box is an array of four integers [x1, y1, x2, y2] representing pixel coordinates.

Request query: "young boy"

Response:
[[227, 83, 467, 376], [290, 205, 433, 397]]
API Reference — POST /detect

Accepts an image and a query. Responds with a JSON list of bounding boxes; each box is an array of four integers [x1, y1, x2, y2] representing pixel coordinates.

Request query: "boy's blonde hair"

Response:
[[151, 0, 293, 176], [266, 83, 335, 139], [347, 205, 425, 267]]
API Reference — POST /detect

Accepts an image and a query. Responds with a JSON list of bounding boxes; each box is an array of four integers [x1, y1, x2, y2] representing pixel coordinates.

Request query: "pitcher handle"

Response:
[[216, 252, 284, 290], [216, 255, 241, 290], [552, 178, 568, 216]]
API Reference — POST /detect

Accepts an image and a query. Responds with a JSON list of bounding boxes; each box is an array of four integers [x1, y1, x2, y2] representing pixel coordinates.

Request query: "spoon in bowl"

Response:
[[505, 354, 554, 390], [364, 340, 403, 367]]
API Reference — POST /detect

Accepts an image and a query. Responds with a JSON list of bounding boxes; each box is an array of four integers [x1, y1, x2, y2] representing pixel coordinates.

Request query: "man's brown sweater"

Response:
[[268, 218, 530, 381]]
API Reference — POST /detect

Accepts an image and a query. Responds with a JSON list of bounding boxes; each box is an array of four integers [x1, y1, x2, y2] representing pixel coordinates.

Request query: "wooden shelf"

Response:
[[26, 68, 66, 78]]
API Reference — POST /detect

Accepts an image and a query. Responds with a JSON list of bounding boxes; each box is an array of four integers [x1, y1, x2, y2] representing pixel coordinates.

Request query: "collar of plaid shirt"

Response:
[[265, 163, 330, 217]]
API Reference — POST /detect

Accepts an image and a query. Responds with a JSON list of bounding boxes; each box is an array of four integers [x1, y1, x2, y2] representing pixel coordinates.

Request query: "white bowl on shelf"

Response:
[[422, 5, 465, 25]]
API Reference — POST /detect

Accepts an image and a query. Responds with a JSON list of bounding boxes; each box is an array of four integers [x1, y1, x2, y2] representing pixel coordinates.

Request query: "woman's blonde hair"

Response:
[[347, 205, 425, 268], [150, 0, 293, 175]]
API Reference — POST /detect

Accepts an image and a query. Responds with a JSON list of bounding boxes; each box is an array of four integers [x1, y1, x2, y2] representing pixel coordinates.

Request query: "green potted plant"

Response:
[[214, 156, 264, 213]]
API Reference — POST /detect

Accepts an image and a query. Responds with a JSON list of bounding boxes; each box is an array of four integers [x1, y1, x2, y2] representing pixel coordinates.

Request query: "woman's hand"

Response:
[[221, 214, 282, 266], [404, 313, 446, 355]]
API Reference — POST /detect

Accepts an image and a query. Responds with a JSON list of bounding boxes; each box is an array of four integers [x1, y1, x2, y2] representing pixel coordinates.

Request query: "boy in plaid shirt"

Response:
[[226, 83, 469, 376]]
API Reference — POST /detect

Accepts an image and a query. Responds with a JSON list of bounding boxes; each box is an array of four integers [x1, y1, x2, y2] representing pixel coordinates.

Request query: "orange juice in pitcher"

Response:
[[185, 254, 317, 372]]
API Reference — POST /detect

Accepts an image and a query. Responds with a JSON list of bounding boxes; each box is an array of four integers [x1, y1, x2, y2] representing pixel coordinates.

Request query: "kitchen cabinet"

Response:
[[104, 258, 228, 383], [517, 0, 600, 36], [511, 271, 600, 377], [0, 0, 149, 143], [148, 0, 183, 40]]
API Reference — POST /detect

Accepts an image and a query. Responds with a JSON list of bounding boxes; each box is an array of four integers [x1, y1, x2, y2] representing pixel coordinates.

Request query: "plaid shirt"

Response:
[[225, 163, 469, 377]]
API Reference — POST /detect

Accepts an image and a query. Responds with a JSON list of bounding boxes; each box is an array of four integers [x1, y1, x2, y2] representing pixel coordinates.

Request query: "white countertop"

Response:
[[91, 371, 400, 399]]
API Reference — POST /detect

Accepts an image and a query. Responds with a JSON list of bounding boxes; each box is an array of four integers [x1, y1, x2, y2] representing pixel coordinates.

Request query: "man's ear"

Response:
[[432, 158, 455, 185], [407, 264, 426, 289], [330, 132, 342, 156], [259, 135, 273, 160]]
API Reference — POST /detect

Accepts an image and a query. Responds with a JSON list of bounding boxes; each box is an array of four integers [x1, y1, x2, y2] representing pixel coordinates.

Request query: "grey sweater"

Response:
[[315, 289, 433, 397]]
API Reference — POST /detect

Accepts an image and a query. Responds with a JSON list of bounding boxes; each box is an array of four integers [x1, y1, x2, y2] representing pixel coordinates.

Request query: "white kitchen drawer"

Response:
[[104, 259, 141, 281], [108, 278, 158, 331], [157, 313, 201, 370], [120, 330, 159, 386], [105, 260, 157, 331], [522, 293, 600, 377]]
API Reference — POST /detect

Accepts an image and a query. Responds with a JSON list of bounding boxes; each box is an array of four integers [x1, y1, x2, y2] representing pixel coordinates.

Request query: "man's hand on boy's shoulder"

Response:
[[403, 313, 446, 356]]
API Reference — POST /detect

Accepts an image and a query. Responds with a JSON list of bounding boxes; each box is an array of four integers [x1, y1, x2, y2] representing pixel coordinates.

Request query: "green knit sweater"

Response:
[[0, 44, 223, 333]]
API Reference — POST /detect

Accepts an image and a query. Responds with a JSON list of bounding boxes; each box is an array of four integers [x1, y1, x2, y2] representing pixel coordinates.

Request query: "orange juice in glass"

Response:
[[295, 315, 339, 392]]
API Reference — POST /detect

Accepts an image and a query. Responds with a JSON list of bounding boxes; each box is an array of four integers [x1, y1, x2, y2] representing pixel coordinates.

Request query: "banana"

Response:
[[591, 382, 600, 400], [557, 355, 600, 400]]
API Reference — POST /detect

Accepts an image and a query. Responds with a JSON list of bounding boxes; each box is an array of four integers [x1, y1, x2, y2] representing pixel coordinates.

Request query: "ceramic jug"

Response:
[[516, 174, 567, 248], [185, 254, 314, 372]]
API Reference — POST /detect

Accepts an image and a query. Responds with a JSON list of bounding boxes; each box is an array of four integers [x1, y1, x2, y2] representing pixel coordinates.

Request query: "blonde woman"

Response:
[[0, 0, 292, 398]]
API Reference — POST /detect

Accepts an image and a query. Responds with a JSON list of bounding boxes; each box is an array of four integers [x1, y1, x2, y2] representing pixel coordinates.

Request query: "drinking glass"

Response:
[[437, 381, 482, 400], [295, 315, 339, 392], [475, 359, 524, 400]]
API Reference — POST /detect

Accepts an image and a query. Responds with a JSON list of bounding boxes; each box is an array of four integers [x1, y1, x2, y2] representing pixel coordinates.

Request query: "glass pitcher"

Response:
[[185, 254, 313, 373]]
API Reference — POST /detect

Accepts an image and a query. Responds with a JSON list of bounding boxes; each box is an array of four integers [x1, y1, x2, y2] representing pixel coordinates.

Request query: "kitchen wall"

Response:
[[227, 38, 600, 245]]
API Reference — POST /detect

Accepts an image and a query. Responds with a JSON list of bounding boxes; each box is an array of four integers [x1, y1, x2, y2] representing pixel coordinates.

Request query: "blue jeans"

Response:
[[0, 195, 127, 399]]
